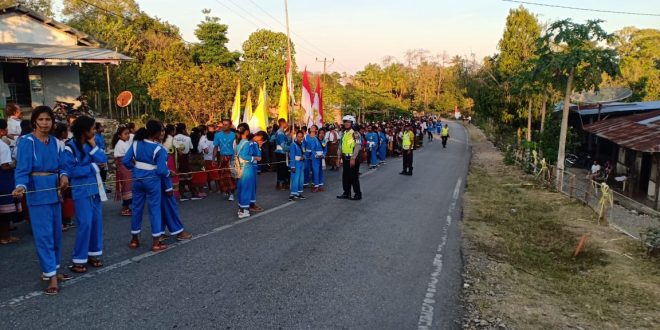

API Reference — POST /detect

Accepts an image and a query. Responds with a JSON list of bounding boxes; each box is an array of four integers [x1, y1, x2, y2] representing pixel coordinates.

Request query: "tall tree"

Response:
[[611, 27, 660, 101], [535, 19, 619, 184], [0, 0, 53, 16], [191, 9, 240, 68]]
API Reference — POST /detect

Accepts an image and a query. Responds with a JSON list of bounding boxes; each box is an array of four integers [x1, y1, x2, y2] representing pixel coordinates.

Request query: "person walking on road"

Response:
[[441, 124, 449, 148], [213, 119, 237, 201], [337, 115, 362, 201], [400, 124, 414, 176]]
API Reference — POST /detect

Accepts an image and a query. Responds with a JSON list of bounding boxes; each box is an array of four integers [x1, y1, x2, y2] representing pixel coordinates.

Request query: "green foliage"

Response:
[[609, 27, 660, 101], [497, 6, 541, 78], [190, 9, 240, 68], [539, 114, 577, 164], [0, 0, 53, 16]]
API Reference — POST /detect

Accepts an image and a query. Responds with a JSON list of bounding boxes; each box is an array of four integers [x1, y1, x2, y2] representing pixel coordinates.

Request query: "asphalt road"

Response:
[[0, 122, 469, 329]]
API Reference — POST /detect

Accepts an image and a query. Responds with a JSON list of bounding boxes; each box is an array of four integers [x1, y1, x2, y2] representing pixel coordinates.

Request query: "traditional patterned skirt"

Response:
[[114, 157, 133, 201], [218, 155, 236, 193], [177, 153, 192, 183], [205, 160, 220, 181], [190, 153, 207, 187], [327, 141, 339, 167], [167, 153, 180, 199], [61, 187, 74, 219], [0, 169, 21, 216]]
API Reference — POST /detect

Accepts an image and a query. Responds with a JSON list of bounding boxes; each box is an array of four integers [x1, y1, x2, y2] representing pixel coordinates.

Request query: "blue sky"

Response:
[[60, 1, 660, 73]]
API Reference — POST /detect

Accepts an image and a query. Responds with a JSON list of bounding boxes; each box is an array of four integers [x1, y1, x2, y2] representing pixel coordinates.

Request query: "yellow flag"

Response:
[[249, 84, 268, 133], [277, 75, 288, 121], [242, 91, 252, 124], [231, 80, 241, 128]]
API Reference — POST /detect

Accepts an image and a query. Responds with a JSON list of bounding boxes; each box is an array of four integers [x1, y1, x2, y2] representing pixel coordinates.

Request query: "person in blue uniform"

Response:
[[377, 126, 388, 164], [63, 116, 108, 274], [235, 123, 262, 218], [123, 120, 169, 252], [365, 126, 379, 169], [94, 122, 110, 193], [288, 130, 306, 201], [248, 134, 263, 213], [302, 126, 315, 187], [13, 106, 72, 295], [273, 118, 291, 190], [314, 128, 328, 192], [307, 125, 324, 192]]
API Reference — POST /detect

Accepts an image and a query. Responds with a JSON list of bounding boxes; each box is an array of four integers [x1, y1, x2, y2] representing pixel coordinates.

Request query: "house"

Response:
[[0, 5, 130, 112], [583, 110, 660, 210]]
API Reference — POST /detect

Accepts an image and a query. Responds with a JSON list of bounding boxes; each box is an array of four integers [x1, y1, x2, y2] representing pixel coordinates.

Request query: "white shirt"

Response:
[[0, 138, 11, 165], [173, 134, 193, 154], [7, 117, 21, 137], [198, 137, 214, 161], [114, 139, 130, 158], [326, 130, 338, 143], [591, 164, 601, 174]]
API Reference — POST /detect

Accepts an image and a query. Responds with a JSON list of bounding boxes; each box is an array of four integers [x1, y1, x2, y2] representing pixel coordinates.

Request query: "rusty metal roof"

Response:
[[584, 110, 660, 153], [0, 43, 131, 64]]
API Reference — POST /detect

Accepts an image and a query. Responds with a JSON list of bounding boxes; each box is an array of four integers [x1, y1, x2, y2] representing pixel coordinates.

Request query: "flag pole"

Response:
[[284, 0, 294, 135]]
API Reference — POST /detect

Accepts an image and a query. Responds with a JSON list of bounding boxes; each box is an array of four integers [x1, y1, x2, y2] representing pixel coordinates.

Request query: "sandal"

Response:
[[40, 273, 73, 282], [176, 231, 193, 241], [151, 242, 168, 252], [120, 209, 132, 217], [159, 234, 170, 243], [128, 238, 140, 249], [68, 264, 87, 274], [44, 286, 59, 296], [0, 237, 19, 245], [88, 257, 103, 268]]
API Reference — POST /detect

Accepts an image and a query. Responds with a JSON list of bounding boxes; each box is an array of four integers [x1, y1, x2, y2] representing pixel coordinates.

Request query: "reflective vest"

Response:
[[402, 131, 413, 150], [441, 127, 449, 137], [342, 129, 355, 154]]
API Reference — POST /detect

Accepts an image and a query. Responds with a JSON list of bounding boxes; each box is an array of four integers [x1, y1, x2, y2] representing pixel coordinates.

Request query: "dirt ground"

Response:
[[461, 124, 660, 330]]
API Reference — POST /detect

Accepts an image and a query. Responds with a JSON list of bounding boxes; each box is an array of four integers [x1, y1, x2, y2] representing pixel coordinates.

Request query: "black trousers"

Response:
[[402, 149, 413, 173], [275, 153, 289, 183], [441, 136, 448, 147], [342, 155, 361, 196]]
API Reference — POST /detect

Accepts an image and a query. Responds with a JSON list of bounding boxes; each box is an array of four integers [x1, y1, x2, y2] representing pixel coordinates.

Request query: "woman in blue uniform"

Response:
[[13, 106, 71, 295], [307, 126, 324, 192], [377, 126, 388, 164], [122, 120, 169, 252], [313, 128, 328, 192], [63, 116, 108, 273], [365, 126, 379, 169], [235, 123, 262, 218], [302, 127, 314, 187], [159, 170, 193, 241], [288, 130, 306, 201]]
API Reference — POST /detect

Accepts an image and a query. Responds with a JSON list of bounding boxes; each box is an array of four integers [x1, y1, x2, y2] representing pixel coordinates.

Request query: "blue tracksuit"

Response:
[[289, 141, 304, 196], [63, 141, 107, 264], [307, 136, 324, 188], [123, 140, 170, 237], [236, 139, 260, 209], [378, 131, 388, 162], [365, 132, 379, 166], [303, 135, 314, 185], [436, 123, 442, 134], [160, 172, 184, 236], [14, 134, 67, 277]]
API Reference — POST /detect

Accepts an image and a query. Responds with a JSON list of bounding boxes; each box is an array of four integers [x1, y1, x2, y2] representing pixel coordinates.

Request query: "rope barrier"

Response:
[[1, 155, 344, 198]]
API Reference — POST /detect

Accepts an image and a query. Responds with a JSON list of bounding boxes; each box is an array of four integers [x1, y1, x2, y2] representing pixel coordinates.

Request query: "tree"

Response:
[[148, 64, 238, 125], [241, 29, 295, 105], [191, 9, 240, 68], [0, 0, 53, 16], [535, 19, 619, 185], [610, 27, 660, 101]]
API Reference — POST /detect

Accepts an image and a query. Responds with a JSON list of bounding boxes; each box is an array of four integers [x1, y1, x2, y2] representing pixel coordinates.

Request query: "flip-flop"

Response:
[[68, 264, 87, 274], [40, 273, 73, 282], [44, 286, 59, 296]]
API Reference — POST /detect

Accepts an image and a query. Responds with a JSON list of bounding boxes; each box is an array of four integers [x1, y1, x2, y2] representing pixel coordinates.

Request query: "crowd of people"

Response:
[[0, 102, 449, 295]]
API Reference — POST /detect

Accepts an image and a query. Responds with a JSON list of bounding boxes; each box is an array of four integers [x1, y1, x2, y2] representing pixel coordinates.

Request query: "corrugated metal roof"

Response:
[[0, 43, 131, 63], [554, 100, 660, 116], [584, 110, 660, 153]]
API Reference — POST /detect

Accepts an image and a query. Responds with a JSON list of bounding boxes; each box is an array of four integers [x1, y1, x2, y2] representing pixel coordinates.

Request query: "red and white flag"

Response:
[[312, 75, 324, 127], [301, 68, 313, 128]]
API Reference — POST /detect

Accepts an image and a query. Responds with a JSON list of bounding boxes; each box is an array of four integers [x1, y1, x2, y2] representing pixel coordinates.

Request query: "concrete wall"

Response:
[[0, 12, 77, 46], [28, 66, 80, 108], [0, 64, 6, 111]]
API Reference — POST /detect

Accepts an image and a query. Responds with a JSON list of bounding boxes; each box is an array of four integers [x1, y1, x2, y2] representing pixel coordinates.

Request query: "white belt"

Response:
[[315, 151, 324, 156], [276, 145, 283, 151], [135, 161, 157, 170], [295, 156, 302, 161], [91, 163, 108, 202]]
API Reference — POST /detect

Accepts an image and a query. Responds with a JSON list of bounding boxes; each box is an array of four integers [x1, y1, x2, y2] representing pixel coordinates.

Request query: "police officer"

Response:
[[336, 115, 362, 201], [400, 124, 414, 176]]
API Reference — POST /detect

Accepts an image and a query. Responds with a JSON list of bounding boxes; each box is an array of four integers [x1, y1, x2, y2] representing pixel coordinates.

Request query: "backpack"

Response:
[[231, 141, 248, 179]]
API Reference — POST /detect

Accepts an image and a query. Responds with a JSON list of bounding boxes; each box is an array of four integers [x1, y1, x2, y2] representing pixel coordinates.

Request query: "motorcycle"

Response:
[[53, 96, 95, 122]]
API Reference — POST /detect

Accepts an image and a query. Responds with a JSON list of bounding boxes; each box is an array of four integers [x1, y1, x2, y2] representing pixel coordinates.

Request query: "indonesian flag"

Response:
[[301, 68, 313, 128], [312, 76, 323, 127]]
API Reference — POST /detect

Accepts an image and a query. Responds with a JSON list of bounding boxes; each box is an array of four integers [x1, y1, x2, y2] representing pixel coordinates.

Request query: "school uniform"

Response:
[[14, 134, 68, 277], [289, 141, 304, 197], [365, 132, 379, 167], [160, 170, 184, 236], [378, 131, 388, 162], [273, 129, 290, 185], [308, 136, 324, 188], [62, 141, 108, 264], [235, 139, 261, 209], [123, 140, 170, 237], [303, 134, 314, 186]]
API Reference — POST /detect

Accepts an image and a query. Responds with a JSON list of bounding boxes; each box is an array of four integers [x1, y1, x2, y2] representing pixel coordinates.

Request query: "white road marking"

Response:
[[0, 167, 380, 309], [417, 177, 462, 330]]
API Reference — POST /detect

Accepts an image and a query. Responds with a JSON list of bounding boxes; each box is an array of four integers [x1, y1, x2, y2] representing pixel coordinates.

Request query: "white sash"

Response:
[[91, 163, 108, 202]]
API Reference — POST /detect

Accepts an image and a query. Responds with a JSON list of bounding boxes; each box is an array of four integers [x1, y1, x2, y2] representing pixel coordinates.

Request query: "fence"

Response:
[[511, 147, 659, 240]]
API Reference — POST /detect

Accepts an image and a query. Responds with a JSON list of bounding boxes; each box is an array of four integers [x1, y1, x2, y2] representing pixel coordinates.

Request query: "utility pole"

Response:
[[315, 57, 335, 77], [284, 0, 294, 129]]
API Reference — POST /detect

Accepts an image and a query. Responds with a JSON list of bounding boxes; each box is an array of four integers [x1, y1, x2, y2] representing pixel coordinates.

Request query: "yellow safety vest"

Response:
[[441, 127, 449, 137], [342, 130, 355, 154], [402, 131, 413, 150]]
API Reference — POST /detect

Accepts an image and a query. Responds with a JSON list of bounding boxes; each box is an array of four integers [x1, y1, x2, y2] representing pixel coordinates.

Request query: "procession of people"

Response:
[[0, 102, 450, 295]]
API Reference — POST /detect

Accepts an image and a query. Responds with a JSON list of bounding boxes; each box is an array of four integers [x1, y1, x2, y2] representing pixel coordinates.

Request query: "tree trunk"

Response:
[[526, 98, 532, 141], [540, 93, 547, 133], [556, 68, 575, 188]]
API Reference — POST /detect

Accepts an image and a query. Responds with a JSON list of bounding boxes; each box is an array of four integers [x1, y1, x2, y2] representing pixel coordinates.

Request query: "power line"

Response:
[[502, 0, 660, 17]]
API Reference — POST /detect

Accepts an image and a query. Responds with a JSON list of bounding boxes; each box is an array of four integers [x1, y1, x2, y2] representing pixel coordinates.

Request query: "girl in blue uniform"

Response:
[[248, 133, 263, 213], [307, 126, 324, 192], [159, 170, 193, 241], [288, 130, 306, 201], [122, 120, 169, 252], [235, 123, 262, 218], [63, 116, 108, 273], [365, 126, 379, 169], [313, 128, 328, 192], [13, 106, 71, 295], [302, 128, 314, 187], [378, 126, 388, 164]]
